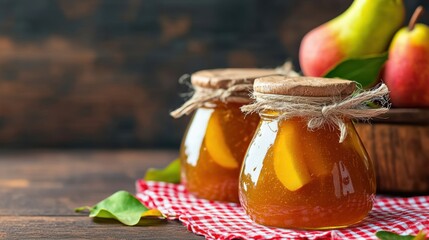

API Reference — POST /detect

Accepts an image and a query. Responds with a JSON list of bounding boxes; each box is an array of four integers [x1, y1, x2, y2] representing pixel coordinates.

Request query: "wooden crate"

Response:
[[355, 109, 429, 194]]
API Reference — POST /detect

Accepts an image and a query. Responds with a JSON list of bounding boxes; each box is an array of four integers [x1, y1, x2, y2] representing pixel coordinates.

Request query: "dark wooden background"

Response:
[[0, 0, 427, 148]]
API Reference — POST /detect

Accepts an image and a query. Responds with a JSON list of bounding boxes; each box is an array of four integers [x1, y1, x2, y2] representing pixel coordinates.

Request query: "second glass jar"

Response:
[[178, 68, 279, 202], [180, 102, 259, 202]]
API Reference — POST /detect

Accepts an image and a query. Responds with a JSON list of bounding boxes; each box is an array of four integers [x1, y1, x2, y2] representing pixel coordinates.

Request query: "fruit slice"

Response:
[[205, 111, 239, 169], [273, 121, 312, 191]]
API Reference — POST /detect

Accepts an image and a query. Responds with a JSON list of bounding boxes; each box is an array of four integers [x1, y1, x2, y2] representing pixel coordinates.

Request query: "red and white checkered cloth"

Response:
[[136, 180, 429, 240]]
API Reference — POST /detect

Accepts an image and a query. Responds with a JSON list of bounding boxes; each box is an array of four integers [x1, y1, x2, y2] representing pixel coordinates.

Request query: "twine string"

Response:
[[241, 83, 390, 143], [170, 62, 298, 118], [170, 82, 253, 118]]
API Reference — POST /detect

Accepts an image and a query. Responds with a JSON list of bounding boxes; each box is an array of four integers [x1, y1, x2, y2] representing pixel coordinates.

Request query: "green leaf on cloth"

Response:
[[324, 52, 388, 88], [75, 190, 164, 226], [376, 230, 427, 240], [144, 158, 181, 183]]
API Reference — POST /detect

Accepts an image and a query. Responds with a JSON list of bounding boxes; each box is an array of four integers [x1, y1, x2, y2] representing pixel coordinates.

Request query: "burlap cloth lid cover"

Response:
[[170, 68, 282, 118], [253, 76, 356, 97], [242, 75, 390, 143], [191, 68, 278, 90]]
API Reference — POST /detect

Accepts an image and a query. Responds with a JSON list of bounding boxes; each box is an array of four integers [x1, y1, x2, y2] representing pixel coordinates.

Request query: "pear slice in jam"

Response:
[[273, 121, 312, 191], [205, 111, 239, 169]]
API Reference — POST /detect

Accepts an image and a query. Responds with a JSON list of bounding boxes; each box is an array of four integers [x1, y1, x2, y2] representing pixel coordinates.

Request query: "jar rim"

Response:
[[191, 68, 279, 90], [253, 76, 356, 97]]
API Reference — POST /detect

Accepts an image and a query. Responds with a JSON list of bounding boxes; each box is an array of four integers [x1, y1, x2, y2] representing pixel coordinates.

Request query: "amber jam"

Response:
[[180, 102, 259, 203], [239, 112, 376, 229]]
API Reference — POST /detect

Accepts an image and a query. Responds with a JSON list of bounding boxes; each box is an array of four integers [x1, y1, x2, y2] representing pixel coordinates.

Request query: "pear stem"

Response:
[[408, 6, 424, 31]]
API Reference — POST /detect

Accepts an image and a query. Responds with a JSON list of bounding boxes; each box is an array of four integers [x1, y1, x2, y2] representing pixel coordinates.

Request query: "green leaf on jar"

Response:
[[144, 158, 181, 183], [75, 190, 164, 226], [323, 52, 388, 88]]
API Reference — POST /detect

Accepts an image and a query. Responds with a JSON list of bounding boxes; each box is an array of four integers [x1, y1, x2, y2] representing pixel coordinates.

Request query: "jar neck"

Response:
[[200, 101, 248, 110], [259, 110, 353, 124], [259, 110, 281, 120]]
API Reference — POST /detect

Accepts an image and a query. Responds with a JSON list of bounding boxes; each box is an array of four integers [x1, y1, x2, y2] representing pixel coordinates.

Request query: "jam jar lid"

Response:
[[242, 76, 390, 143], [170, 69, 285, 118], [253, 76, 357, 97], [191, 69, 279, 90]]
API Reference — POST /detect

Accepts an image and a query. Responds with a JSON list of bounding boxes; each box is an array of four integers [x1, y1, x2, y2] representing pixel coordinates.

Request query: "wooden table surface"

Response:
[[0, 150, 203, 239]]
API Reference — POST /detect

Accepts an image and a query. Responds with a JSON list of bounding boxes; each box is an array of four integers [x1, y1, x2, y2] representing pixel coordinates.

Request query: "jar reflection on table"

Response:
[[239, 113, 376, 229], [180, 102, 259, 203]]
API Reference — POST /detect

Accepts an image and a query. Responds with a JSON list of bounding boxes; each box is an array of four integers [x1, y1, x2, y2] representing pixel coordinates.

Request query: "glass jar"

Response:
[[180, 102, 259, 202], [239, 76, 380, 229], [174, 68, 280, 203]]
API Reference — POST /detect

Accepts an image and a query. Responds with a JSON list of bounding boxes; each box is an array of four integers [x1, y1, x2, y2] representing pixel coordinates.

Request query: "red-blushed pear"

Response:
[[384, 6, 429, 107], [299, 0, 404, 77]]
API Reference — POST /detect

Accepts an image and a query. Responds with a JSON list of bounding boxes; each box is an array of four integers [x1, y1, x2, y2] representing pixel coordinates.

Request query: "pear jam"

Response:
[[175, 68, 282, 202], [180, 102, 259, 203], [239, 76, 383, 229], [239, 116, 375, 229]]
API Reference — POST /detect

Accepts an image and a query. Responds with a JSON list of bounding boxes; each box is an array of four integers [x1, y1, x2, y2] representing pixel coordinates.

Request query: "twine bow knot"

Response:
[[241, 83, 390, 143], [170, 62, 298, 118]]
